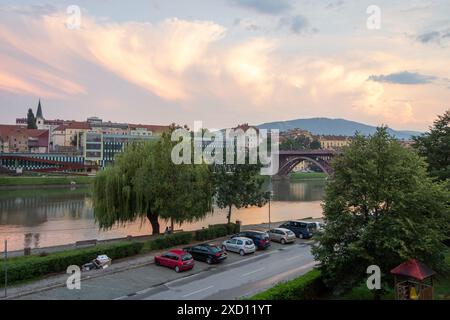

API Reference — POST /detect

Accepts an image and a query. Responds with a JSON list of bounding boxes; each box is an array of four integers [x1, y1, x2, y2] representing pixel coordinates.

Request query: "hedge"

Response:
[[250, 269, 325, 300], [0, 241, 143, 286], [194, 223, 240, 241], [146, 232, 193, 250]]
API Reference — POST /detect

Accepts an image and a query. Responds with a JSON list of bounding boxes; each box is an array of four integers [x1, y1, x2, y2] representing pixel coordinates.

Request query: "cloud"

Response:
[[278, 15, 317, 35], [230, 0, 292, 15], [367, 71, 437, 85], [0, 4, 57, 16], [416, 29, 450, 45]]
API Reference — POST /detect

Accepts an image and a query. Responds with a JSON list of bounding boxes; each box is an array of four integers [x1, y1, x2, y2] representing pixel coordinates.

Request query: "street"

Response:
[[17, 239, 316, 300]]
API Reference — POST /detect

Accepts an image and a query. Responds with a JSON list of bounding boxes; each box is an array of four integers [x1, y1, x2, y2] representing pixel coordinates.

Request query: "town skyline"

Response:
[[1, 1, 450, 131]]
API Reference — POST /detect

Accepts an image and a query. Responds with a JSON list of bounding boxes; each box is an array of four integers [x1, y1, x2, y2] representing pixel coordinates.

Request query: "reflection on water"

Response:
[[0, 179, 326, 251]]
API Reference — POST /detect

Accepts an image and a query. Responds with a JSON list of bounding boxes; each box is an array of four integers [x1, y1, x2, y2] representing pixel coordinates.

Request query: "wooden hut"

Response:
[[390, 259, 435, 300]]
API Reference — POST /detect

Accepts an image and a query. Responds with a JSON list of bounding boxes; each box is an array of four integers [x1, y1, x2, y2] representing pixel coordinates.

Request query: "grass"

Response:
[[0, 175, 95, 186], [435, 250, 450, 300], [337, 249, 450, 300], [249, 269, 325, 300], [289, 172, 327, 180]]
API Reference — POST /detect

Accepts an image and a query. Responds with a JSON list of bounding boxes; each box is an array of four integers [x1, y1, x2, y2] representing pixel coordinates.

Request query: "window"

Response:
[[229, 239, 237, 245], [237, 240, 243, 246], [182, 254, 192, 261]]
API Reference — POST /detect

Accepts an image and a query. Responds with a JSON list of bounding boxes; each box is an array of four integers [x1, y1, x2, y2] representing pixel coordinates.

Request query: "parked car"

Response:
[[231, 230, 270, 250], [268, 228, 296, 244], [154, 249, 194, 273], [184, 243, 227, 264], [222, 237, 256, 256], [279, 220, 317, 239]]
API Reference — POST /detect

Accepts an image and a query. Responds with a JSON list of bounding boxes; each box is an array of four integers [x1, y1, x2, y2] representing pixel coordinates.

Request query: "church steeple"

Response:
[[36, 99, 43, 119]]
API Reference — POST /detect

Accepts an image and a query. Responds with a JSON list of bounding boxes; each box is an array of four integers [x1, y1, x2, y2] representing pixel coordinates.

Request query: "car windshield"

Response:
[[182, 254, 192, 261], [308, 224, 317, 231], [287, 230, 295, 236]]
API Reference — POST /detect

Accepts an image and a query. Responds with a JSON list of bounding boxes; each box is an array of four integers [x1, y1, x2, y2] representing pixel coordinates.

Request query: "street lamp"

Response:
[[268, 176, 273, 230]]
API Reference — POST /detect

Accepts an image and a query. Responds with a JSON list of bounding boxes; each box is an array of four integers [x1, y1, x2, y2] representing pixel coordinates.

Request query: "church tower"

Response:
[[36, 99, 44, 129]]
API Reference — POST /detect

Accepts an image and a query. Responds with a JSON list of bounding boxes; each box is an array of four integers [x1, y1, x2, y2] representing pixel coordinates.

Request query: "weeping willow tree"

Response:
[[93, 131, 214, 235]]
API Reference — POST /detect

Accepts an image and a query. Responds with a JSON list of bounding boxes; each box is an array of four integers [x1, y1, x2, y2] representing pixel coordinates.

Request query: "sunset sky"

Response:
[[0, 0, 449, 131]]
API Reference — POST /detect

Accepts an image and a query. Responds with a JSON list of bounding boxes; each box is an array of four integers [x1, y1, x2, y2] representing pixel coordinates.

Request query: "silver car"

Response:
[[268, 228, 296, 244], [222, 237, 256, 256]]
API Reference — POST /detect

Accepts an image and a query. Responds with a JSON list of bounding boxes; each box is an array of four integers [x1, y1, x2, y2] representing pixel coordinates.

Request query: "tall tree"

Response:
[[214, 162, 270, 224], [313, 128, 450, 298], [280, 135, 312, 151], [310, 139, 321, 150], [413, 109, 450, 181], [93, 131, 214, 235], [27, 108, 37, 129]]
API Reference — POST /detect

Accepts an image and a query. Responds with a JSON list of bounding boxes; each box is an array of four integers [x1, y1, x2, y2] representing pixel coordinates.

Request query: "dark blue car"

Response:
[[279, 221, 317, 239], [231, 230, 271, 250]]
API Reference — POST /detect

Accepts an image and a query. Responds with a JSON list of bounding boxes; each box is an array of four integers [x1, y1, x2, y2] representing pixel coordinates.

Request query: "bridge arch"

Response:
[[277, 156, 333, 177]]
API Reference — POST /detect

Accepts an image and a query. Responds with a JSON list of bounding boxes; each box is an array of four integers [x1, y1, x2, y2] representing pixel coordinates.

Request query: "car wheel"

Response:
[[175, 266, 180, 273], [206, 257, 212, 265], [155, 259, 160, 266], [281, 238, 286, 244], [239, 249, 245, 256]]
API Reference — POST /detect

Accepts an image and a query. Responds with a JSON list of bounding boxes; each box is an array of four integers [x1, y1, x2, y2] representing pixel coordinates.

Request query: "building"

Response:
[[318, 135, 351, 150], [0, 125, 29, 153], [27, 129, 50, 153], [0, 125, 50, 153], [84, 131, 103, 165]]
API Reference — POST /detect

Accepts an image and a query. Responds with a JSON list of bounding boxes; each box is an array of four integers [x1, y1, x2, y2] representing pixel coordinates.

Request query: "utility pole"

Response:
[[268, 176, 272, 230], [3, 239, 7, 298]]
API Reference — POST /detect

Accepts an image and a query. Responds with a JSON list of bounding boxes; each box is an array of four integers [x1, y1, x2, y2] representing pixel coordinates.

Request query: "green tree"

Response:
[[214, 162, 269, 224], [310, 139, 321, 150], [27, 108, 37, 129], [313, 128, 450, 298], [413, 109, 450, 181], [280, 135, 312, 151], [93, 131, 214, 235]]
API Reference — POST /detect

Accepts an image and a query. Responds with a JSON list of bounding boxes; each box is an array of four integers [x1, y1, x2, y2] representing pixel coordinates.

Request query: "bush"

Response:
[[146, 232, 193, 250], [0, 241, 143, 287], [194, 223, 240, 241], [250, 269, 325, 300]]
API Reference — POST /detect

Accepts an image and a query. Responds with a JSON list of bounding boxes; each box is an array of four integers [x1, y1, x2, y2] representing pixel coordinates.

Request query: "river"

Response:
[[0, 179, 326, 251]]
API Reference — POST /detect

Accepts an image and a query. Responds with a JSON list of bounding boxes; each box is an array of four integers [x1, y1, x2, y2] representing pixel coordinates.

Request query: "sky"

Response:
[[0, 0, 449, 131]]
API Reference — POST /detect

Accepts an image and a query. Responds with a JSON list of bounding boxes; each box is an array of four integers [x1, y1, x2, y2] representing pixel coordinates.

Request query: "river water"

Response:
[[0, 179, 326, 251]]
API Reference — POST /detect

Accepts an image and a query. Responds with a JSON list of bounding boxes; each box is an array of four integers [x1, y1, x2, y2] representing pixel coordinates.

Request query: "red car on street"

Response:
[[154, 249, 195, 273]]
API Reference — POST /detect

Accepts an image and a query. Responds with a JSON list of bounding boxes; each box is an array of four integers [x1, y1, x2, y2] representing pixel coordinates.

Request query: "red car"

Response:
[[154, 249, 195, 273]]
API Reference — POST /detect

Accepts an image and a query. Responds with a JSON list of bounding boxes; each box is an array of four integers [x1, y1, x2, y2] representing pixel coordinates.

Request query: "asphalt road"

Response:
[[18, 239, 316, 300]]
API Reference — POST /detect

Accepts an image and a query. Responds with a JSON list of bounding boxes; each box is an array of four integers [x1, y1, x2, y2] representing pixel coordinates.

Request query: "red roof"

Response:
[[390, 259, 435, 281], [64, 121, 91, 130], [129, 124, 169, 133], [26, 129, 49, 138]]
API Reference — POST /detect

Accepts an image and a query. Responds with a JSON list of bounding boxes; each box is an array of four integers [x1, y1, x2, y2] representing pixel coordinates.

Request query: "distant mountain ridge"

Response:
[[257, 117, 422, 140]]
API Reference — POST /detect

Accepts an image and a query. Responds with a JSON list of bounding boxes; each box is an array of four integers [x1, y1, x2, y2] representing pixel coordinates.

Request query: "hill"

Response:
[[257, 117, 421, 140]]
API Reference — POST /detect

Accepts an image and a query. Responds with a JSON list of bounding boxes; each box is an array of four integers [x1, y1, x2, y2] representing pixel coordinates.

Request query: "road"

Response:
[[18, 239, 316, 300]]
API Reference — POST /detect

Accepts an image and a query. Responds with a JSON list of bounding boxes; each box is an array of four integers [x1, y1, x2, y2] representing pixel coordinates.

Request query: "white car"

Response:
[[222, 237, 256, 256]]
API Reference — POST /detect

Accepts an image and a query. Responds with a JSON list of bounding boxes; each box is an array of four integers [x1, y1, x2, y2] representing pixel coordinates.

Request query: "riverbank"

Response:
[[0, 175, 94, 189], [289, 172, 327, 180]]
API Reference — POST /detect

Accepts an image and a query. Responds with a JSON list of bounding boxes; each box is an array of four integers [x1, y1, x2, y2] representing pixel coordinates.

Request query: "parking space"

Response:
[[18, 233, 315, 300]]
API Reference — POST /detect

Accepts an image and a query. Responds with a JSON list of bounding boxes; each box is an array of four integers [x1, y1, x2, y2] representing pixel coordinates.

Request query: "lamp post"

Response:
[[3, 239, 7, 298], [268, 176, 273, 230]]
